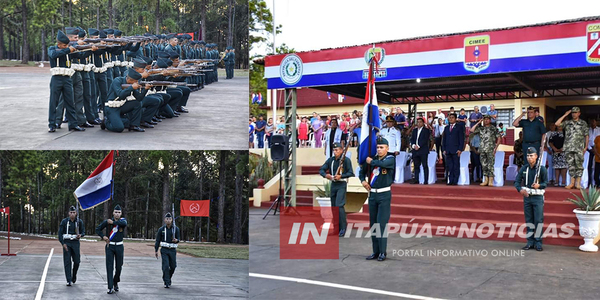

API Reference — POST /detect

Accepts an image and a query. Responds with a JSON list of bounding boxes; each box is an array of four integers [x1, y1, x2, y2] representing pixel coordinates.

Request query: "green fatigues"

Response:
[[106, 76, 144, 132], [562, 119, 588, 178], [518, 118, 547, 154], [514, 164, 547, 246], [96, 218, 128, 290], [359, 154, 395, 255], [155, 225, 181, 285], [319, 155, 354, 232], [58, 218, 85, 283], [474, 125, 501, 177], [47, 46, 80, 130]]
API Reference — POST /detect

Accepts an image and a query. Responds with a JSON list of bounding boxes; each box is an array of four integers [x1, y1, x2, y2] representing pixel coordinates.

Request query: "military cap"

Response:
[[98, 30, 107, 39], [141, 56, 153, 65], [526, 147, 537, 155], [166, 33, 177, 40], [65, 27, 79, 35], [144, 33, 152, 37], [56, 30, 70, 44], [571, 106, 580, 112], [527, 106, 535, 111], [377, 137, 389, 145], [132, 58, 147, 69], [158, 51, 170, 59], [166, 59, 173, 67], [104, 28, 114, 35], [77, 27, 86, 38], [483, 114, 491, 119], [168, 51, 179, 59], [127, 69, 142, 80], [88, 28, 99, 36], [69, 205, 77, 212], [165, 212, 172, 218], [113, 29, 122, 37], [114, 204, 122, 211], [385, 116, 396, 123], [332, 142, 343, 149], [156, 58, 170, 68]]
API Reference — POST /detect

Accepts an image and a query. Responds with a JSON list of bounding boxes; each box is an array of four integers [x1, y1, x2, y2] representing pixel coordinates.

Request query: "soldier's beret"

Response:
[[98, 30, 107, 39], [165, 212, 172, 218], [526, 147, 537, 155], [88, 28, 99, 36], [571, 107, 580, 112], [65, 27, 79, 35], [377, 137, 389, 145], [156, 58, 170, 68], [332, 142, 343, 149], [114, 204, 122, 211], [56, 30, 70, 44], [127, 69, 142, 80], [114, 29, 122, 37], [77, 27, 86, 38], [385, 116, 396, 123], [69, 205, 77, 212], [132, 58, 147, 69]]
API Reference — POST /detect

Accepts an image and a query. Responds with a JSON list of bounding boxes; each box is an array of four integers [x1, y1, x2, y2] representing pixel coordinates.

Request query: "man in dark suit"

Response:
[[442, 113, 465, 185], [410, 118, 431, 184]]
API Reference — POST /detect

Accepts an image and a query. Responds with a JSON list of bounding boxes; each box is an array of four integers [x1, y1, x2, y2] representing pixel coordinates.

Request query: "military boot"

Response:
[[575, 177, 582, 189], [565, 177, 575, 189], [480, 177, 488, 186], [487, 177, 494, 186]]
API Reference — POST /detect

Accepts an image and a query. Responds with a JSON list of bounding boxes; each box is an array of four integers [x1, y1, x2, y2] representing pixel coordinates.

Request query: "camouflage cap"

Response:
[[483, 114, 491, 119], [571, 107, 580, 112]]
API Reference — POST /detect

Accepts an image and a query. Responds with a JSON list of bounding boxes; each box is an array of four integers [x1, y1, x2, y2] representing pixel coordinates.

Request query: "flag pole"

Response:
[[367, 53, 376, 175], [111, 150, 116, 204]]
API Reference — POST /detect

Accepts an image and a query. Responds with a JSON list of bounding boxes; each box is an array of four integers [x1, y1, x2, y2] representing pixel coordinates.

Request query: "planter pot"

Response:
[[573, 209, 600, 252], [316, 197, 333, 231]]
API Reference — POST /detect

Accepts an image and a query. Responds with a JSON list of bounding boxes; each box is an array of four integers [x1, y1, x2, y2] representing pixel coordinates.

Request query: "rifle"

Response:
[[334, 124, 358, 181], [120, 81, 197, 88], [533, 134, 547, 185]]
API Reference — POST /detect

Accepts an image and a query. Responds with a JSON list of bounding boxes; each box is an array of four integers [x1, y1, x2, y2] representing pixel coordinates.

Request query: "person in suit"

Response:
[[410, 118, 431, 184], [442, 113, 465, 185]]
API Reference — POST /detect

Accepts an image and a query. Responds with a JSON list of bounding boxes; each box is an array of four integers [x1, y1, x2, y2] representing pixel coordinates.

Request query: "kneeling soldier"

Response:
[[58, 205, 85, 286], [514, 147, 548, 251], [155, 212, 180, 288]]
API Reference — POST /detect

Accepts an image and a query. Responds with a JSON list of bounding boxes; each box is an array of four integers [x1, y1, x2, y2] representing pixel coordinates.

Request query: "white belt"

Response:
[[160, 242, 178, 249], [370, 186, 391, 193], [114, 61, 122, 67], [50, 67, 75, 77], [84, 64, 94, 72], [146, 90, 157, 95], [72, 63, 84, 71], [157, 90, 167, 94], [167, 85, 177, 88], [109, 241, 123, 245], [93, 66, 107, 73], [104, 62, 114, 68], [128, 61, 134, 67], [62, 234, 77, 240], [523, 188, 545, 196], [125, 95, 136, 101], [106, 99, 126, 108]]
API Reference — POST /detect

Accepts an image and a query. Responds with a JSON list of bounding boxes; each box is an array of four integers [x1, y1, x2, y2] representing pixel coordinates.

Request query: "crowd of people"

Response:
[[49, 27, 227, 133], [251, 104, 600, 188]]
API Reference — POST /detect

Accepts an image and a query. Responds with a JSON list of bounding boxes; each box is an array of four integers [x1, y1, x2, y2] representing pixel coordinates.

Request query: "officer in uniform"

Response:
[[58, 205, 85, 286], [154, 212, 181, 288], [102, 69, 145, 132], [514, 147, 548, 251], [47, 30, 86, 132], [513, 106, 547, 153], [472, 115, 502, 186], [319, 142, 354, 237], [380, 116, 401, 155], [555, 107, 589, 189], [96, 204, 128, 294], [359, 137, 395, 261]]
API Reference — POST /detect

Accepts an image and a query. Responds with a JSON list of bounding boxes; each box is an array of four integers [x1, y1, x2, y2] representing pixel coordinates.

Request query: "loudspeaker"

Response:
[[271, 135, 288, 161]]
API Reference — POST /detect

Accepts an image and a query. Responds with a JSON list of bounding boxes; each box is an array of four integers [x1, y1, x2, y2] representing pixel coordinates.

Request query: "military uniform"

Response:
[[154, 213, 180, 288], [103, 69, 145, 132], [358, 138, 395, 261], [319, 143, 354, 236], [517, 111, 547, 154], [473, 117, 501, 185], [58, 206, 85, 285], [562, 111, 588, 179], [96, 205, 128, 293], [514, 147, 547, 250]]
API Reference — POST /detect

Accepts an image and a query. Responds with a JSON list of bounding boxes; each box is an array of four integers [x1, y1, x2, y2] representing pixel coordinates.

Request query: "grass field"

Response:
[[0, 60, 37, 67], [178, 244, 249, 260]]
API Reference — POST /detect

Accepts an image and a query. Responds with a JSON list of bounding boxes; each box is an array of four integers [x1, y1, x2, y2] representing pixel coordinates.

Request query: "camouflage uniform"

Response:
[[474, 125, 501, 177], [562, 119, 588, 177]]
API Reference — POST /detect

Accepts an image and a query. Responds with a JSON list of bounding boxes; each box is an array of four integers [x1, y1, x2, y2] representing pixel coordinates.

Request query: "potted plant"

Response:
[[314, 180, 333, 230], [565, 186, 600, 252]]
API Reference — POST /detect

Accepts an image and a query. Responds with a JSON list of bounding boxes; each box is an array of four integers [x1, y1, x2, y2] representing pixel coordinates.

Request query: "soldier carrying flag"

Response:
[[96, 204, 128, 294]]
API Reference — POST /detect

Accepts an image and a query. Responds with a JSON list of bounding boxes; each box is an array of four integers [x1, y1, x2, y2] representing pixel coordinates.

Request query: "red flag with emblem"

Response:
[[180, 200, 210, 217], [0, 207, 8, 214]]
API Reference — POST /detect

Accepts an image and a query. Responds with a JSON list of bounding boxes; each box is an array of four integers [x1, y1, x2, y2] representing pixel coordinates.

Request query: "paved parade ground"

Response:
[[249, 208, 600, 300], [0, 235, 248, 299], [0, 65, 248, 150]]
